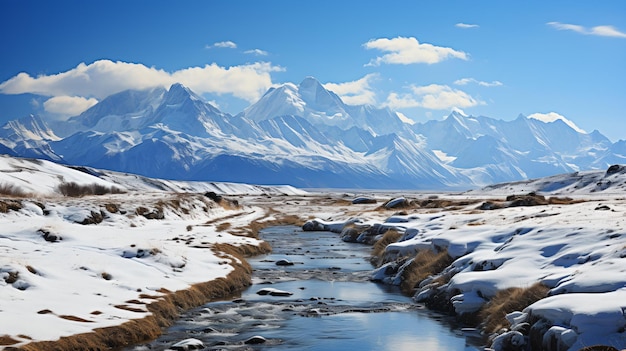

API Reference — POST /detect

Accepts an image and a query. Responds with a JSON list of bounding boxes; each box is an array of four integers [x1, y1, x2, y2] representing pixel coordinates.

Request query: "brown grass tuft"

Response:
[[114, 305, 147, 313], [234, 214, 304, 238], [0, 335, 20, 346], [0, 199, 23, 213], [547, 196, 586, 205], [371, 230, 402, 265], [0, 183, 28, 197], [479, 282, 549, 334], [59, 315, 93, 323], [216, 222, 232, 232], [400, 249, 454, 295]]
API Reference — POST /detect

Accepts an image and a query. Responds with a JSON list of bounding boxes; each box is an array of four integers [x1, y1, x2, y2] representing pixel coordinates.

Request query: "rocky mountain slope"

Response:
[[0, 78, 620, 189]]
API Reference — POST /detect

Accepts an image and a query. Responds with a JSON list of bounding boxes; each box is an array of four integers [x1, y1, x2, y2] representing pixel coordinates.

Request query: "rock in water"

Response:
[[170, 338, 205, 350], [256, 287, 293, 296], [275, 259, 294, 266], [244, 335, 267, 344]]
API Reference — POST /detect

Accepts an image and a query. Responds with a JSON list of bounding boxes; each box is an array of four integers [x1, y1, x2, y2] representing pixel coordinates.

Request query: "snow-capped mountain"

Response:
[[0, 78, 620, 189]]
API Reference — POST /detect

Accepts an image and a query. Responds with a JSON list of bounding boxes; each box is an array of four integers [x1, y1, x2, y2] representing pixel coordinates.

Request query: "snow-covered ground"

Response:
[[304, 167, 626, 351], [1, 155, 625, 350], [0, 155, 304, 349]]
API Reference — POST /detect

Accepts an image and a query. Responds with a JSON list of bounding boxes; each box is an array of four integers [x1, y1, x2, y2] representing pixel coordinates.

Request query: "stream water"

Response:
[[129, 226, 484, 350]]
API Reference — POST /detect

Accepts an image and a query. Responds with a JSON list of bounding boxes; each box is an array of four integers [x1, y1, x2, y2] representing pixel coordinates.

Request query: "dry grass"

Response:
[[371, 230, 402, 264], [400, 249, 454, 295], [216, 222, 232, 232], [114, 305, 147, 313], [17, 249, 255, 351], [547, 196, 586, 205], [212, 242, 272, 258], [0, 199, 23, 213], [332, 199, 353, 206], [0, 335, 20, 346], [0, 184, 28, 197], [232, 214, 304, 239], [59, 315, 93, 323], [479, 282, 550, 334]]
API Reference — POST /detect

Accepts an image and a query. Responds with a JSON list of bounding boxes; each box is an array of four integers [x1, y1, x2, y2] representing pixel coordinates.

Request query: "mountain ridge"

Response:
[[0, 77, 620, 189]]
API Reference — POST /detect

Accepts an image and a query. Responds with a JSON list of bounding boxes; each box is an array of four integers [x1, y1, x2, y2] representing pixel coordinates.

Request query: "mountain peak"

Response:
[[0, 114, 59, 141], [297, 76, 343, 110], [165, 83, 202, 104]]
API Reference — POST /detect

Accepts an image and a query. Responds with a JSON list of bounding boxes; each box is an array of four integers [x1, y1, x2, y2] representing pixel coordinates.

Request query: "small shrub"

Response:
[[0, 183, 27, 197], [0, 199, 22, 213], [57, 182, 124, 197]]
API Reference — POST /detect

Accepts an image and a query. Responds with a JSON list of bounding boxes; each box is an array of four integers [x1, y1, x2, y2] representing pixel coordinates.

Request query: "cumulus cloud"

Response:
[[244, 49, 269, 56], [323, 73, 378, 105], [547, 22, 626, 38], [384, 84, 483, 110], [455, 23, 479, 29], [208, 40, 238, 49], [528, 112, 586, 133], [363, 36, 468, 66], [0, 59, 284, 110], [454, 77, 503, 87], [43, 96, 98, 119]]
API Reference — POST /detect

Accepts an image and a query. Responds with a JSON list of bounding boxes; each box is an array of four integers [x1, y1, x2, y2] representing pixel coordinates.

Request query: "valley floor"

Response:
[[1, 189, 625, 351]]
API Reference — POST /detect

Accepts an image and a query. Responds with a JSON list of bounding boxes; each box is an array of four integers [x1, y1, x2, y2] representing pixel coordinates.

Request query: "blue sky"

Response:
[[1, 0, 625, 140]]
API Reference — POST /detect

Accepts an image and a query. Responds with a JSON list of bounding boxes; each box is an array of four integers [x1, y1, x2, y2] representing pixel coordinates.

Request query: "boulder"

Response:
[[256, 288, 293, 297], [384, 197, 409, 209], [605, 164, 624, 175], [170, 338, 205, 350], [244, 335, 267, 344], [302, 220, 327, 232], [275, 259, 294, 266], [352, 197, 377, 204]]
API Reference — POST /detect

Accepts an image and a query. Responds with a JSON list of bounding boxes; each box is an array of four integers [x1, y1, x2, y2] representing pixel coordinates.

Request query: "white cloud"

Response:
[[527, 112, 586, 133], [0, 59, 284, 111], [170, 62, 283, 102], [547, 22, 626, 38], [244, 49, 269, 56], [384, 84, 483, 110], [455, 23, 479, 29], [43, 96, 98, 119], [363, 36, 468, 66], [208, 41, 238, 49], [323, 73, 378, 105], [454, 77, 503, 87]]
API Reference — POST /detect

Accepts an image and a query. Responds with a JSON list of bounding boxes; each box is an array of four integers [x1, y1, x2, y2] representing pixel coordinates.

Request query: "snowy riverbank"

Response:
[[1, 155, 626, 350]]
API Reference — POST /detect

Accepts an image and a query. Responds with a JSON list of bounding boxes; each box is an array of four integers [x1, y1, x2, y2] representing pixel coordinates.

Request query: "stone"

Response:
[[244, 335, 267, 345]]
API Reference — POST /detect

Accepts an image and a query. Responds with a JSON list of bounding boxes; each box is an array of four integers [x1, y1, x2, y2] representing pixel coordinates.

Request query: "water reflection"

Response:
[[128, 226, 483, 350]]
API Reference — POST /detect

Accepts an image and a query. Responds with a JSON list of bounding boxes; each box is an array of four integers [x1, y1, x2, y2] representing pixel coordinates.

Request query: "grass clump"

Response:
[[479, 282, 549, 334], [0, 183, 28, 197], [371, 230, 402, 265], [400, 249, 454, 295]]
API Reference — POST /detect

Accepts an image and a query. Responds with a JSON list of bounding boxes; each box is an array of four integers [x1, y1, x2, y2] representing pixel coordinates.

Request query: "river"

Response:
[[128, 226, 484, 350]]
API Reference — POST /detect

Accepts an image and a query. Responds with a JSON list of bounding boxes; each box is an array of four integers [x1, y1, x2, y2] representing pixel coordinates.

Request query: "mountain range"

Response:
[[0, 77, 622, 189]]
